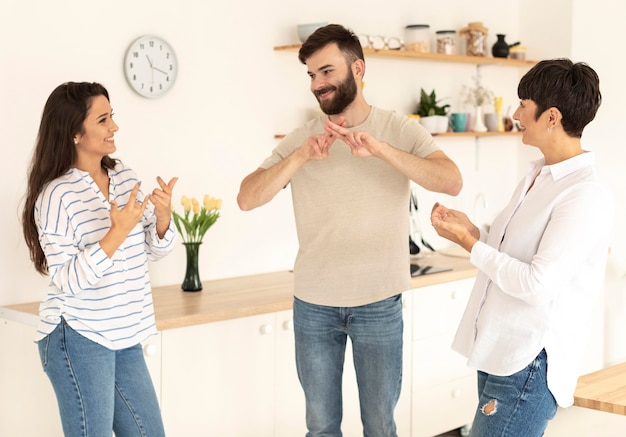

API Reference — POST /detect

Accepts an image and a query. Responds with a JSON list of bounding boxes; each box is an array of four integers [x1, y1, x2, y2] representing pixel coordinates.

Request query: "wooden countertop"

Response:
[[3, 253, 476, 331], [574, 362, 626, 415]]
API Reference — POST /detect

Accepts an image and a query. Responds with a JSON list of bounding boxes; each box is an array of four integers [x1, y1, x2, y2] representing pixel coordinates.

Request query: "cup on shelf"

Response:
[[449, 113, 467, 132], [484, 113, 499, 132]]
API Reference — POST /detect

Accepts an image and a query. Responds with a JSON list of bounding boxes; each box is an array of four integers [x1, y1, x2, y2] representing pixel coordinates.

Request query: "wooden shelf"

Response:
[[434, 131, 521, 137], [274, 44, 537, 68], [274, 131, 520, 140]]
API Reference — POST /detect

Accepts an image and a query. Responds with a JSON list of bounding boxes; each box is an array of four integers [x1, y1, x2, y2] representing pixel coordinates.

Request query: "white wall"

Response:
[[570, 0, 626, 365], [2, 0, 624, 365], [1, 0, 519, 305]]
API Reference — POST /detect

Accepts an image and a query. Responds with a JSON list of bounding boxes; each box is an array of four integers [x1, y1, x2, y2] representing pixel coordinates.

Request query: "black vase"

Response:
[[492, 34, 509, 58]]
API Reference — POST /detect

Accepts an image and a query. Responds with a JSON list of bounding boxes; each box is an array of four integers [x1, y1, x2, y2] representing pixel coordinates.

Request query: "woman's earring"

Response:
[[547, 127, 553, 133], [74, 139, 79, 145]]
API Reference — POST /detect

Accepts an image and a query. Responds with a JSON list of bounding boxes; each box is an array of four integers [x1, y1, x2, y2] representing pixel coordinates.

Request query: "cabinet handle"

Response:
[[259, 324, 274, 335], [282, 319, 293, 331], [451, 291, 458, 300], [143, 343, 158, 356], [452, 388, 462, 398]]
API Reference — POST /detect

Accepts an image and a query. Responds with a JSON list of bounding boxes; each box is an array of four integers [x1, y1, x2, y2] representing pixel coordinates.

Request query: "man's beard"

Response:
[[314, 70, 358, 115]]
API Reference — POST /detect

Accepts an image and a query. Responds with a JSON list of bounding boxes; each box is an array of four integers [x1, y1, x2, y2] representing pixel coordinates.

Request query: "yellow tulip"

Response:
[[173, 193, 221, 244], [181, 196, 191, 212], [191, 197, 200, 215]]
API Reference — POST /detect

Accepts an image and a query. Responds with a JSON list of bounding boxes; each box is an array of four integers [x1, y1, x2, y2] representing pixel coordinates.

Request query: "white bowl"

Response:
[[297, 22, 328, 43]]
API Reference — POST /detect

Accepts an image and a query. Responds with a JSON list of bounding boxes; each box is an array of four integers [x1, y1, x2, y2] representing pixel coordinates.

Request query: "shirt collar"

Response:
[[530, 151, 595, 181]]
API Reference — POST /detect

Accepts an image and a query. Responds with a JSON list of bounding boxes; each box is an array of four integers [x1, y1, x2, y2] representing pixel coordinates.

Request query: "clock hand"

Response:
[[153, 67, 169, 75], [146, 55, 153, 68]]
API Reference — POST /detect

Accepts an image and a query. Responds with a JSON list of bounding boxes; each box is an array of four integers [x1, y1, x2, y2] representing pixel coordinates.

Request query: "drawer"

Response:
[[412, 279, 473, 340], [412, 335, 474, 389], [412, 375, 477, 437]]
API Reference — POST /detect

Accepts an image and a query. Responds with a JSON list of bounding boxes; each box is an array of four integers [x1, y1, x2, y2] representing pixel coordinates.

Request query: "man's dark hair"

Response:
[[298, 24, 364, 66], [518, 58, 601, 137]]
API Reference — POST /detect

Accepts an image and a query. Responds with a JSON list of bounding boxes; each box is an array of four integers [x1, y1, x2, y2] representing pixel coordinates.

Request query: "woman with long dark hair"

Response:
[[22, 82, 177, 436]]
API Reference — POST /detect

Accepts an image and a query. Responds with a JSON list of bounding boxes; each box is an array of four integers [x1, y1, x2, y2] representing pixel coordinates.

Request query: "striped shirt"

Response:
[[34, 163, 176, 350]]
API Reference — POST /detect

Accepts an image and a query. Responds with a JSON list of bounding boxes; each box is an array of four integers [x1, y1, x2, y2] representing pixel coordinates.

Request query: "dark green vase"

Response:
[[182, 242, 202, 291]]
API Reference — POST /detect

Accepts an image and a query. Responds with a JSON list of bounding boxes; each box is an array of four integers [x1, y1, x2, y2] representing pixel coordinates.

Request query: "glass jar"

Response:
[[459, 22, 488, 57], [435, 30, 456, 55], [404, 24, 431, 53], [509, 45, 527, 60]]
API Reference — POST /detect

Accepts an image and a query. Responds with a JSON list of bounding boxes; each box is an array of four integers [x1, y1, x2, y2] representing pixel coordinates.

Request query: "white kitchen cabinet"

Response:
[[0, 316, 61, 437], [160, 312, 276, 437], [411, 278, 477, 437], [274, 309, 307, 437]]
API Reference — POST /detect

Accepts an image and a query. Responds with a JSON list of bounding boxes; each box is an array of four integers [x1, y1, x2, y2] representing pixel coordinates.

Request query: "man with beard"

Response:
[[237, 24, 462, 436]]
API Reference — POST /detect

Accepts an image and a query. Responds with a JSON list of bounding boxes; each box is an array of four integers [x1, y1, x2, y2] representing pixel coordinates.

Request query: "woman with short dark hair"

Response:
[[431, 59, 613, 436]]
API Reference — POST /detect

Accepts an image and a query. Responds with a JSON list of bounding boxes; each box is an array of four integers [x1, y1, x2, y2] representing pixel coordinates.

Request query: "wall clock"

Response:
[[124, 35, 178, 98]]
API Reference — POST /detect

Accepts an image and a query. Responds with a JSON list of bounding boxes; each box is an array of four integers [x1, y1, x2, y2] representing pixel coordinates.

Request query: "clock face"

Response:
[[124, 35, 178, 98]]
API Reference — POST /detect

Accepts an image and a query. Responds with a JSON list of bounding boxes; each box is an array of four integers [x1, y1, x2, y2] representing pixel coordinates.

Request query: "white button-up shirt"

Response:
[[452, 151, 613, 407]]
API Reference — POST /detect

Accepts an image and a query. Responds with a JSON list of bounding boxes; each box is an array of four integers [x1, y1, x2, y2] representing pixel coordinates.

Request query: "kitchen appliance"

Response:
[[410, 263, 452, 276]]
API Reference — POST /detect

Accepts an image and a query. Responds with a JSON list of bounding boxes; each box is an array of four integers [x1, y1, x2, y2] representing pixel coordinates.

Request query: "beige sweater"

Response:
[[261, 107, 440, 307]]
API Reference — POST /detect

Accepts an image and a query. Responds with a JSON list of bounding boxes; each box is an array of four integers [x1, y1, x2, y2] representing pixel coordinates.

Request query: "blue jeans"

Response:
[[470, 349, 557, 437], [293, 294, 403, 437], [38, 320, 165, 437]]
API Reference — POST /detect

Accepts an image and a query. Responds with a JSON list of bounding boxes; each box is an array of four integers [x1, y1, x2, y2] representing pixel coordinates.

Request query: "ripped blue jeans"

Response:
[[470, 349, 557, 437]]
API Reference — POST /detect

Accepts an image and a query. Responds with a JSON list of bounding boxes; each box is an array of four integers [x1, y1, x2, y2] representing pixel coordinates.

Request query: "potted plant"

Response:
[[415, 88, 450, 134]]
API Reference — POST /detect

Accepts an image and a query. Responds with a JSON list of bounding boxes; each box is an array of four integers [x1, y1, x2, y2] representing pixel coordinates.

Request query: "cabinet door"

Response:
[[274, 309, 307, 437], [412, 375, 477, 437], [412, 278, 477, 436], [0, 317, 62, 436], [160, 313, 276, 437]]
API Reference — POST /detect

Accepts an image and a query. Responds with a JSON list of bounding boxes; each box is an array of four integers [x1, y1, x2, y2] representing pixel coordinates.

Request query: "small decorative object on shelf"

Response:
[[491, 34, 510, 58], [459, 22, 488, 57], [172, 194, 222, 291], [461, 77, 494, 132], [494, 96, 505, 132], [415, 88, 450, 134]]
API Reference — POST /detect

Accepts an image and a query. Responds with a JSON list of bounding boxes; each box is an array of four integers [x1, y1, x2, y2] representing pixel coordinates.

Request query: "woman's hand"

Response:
[[102, 183, 150, 258], [150, 176, 178, 238], [430, 202, 480, 252]]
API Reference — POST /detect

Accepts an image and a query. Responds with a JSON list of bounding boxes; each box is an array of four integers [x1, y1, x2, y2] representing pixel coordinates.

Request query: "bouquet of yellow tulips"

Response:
[[172, 194, 222, 243]]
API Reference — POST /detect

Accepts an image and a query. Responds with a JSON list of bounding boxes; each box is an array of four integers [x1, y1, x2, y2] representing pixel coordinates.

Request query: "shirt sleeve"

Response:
[[470, 181, 613, 306], [37, 207, 114, 296]]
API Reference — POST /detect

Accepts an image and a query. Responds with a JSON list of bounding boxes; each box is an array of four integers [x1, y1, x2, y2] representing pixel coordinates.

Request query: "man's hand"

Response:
[[324, 118, 385, 157]]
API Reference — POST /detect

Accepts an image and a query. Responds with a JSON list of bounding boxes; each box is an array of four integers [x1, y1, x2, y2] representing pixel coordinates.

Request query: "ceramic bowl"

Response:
[[297, 22, 328, 43]]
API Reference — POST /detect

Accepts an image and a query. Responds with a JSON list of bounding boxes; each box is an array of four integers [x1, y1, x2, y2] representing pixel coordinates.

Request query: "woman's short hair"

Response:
[[518, 59, 601, 137]]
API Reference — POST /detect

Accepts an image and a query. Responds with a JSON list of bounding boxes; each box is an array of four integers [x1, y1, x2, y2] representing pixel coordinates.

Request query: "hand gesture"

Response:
[[301, 117, 347, 161], [150, 176, 179, 222], [430, 202, 479, 251], [109, 183, 149, 237], [324, 118, 384, 157]]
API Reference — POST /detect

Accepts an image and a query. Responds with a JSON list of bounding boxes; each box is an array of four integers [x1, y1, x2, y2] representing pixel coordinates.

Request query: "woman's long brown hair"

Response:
[[22, 82, 117, 275]]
